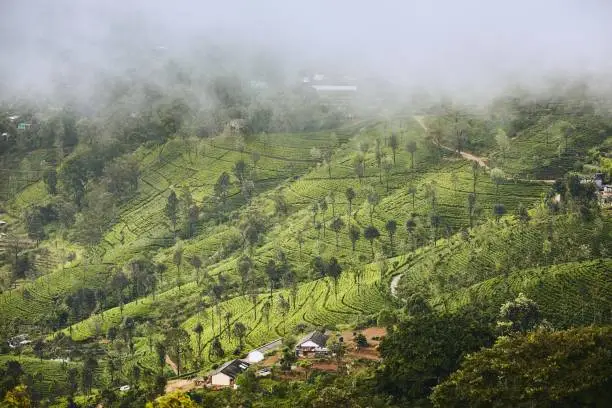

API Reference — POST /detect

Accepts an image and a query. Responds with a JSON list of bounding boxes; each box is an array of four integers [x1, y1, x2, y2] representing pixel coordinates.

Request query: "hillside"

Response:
[[1, 95, 611, 407]]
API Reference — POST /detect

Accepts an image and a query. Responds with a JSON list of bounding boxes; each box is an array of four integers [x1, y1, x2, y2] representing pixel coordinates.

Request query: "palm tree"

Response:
[[385, 219, 397, 255], [406, 140, 417, 169], [363, 226, 380, 258], [345, 187, 356, 217]]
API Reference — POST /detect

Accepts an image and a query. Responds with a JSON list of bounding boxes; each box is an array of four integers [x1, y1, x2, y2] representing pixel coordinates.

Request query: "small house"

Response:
[[246, 338, 282, 364], [209, 359, 250, 388], [295, 331, 329, 358]]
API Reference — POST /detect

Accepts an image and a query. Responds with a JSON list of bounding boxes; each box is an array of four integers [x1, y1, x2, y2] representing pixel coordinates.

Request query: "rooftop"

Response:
[[212, 359, 250, 379], [297, 330, 329, 347]]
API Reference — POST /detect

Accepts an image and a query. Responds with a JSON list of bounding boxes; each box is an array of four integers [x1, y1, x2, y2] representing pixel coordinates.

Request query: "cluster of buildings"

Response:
[[204, 331, 330, 389]]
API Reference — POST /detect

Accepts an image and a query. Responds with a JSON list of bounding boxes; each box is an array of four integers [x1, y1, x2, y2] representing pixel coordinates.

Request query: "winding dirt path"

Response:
[[413, 116, 489, 169], [413, 116, 555, 184]]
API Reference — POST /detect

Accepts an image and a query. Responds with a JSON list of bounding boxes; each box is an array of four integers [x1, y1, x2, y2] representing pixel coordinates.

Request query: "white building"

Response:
[[246, 338, 282, 363], [295, 331, 329, 357], [209, 359, 250, 388]]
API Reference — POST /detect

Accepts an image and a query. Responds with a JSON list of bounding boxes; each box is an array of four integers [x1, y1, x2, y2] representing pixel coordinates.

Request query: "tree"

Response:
[[382, 157, 393, 192], [345, 187, 356, 217], [237, 255, 253, 294], [277, 295, 290, 334], [210, 336, 225, 359], [173, 245, 183, 291], [493, 203, 506, 223], [146, 391, 198, 408], [495, 128, 510, 164], [327, 191, 336, 216], [329, 217, 345, 249], [32, 338, 44, 361], [407, 185, 417, 211], [104, 156, 139, 201], [348, 224, 360, 252], [188, 255, 202, 284], [67, 367, 79, 396], [322, 148, 333, 178], [385, 219, 397, 255], [82, 356, 98, 394], [262, 301, 271, 331], [359, 141, 370, 155], [2, 384, 31, 408], [375, 138, 384, 181], [497, 292, 541, 334], [406, 140, 417, 169], [471, 161, 480, 194], [311, 256, 328, 279], [319, 199, 328, 238], [165, 190, 179, 238], [233, 322, 247, 348], [165, 327, 191, 376], [405, 217, 417, 249], [389, 132, 399, 164], [311, 202, 319, 227], [564, 124, 574, 150], [363, 226, 380, 258], [430, 326, 612, 408], [155, 342, 166, 375], [327, 257, 342, 298], [214, 171, 231, 208], [193, 322, 204, 361], [367, 190, 380, 224], [353, 154, 365, 183], [467, 192, 477, 228], [424, 181, 438, 213], [265, 260, 280, 300], [233, 159, 248, 184], [490, 167, 505, 201], [377, 310, 494, 401], [43, 168, 57, 195], [515, 202, 531, 225], [24, 208, 45, 244]]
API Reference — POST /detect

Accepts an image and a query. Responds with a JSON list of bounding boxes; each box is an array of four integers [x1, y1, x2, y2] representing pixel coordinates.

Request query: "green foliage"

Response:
[[431, 326, 612, 408], [377, 309, 495, 402]]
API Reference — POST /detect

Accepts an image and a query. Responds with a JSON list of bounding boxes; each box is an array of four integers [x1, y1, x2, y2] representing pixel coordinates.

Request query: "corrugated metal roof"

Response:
[[312, 85, 357, 92]]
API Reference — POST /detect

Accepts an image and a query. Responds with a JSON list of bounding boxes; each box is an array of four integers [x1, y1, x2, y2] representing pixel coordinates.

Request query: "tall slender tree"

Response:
[[385, 219, 398, 255], [345, 187, 356, 217], [364, 225, 381, 258], [406, 140, 417, 169]]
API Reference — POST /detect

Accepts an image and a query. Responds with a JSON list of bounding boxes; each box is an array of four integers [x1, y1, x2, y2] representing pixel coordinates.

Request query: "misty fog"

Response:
[[1, 0, 611, 104]]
